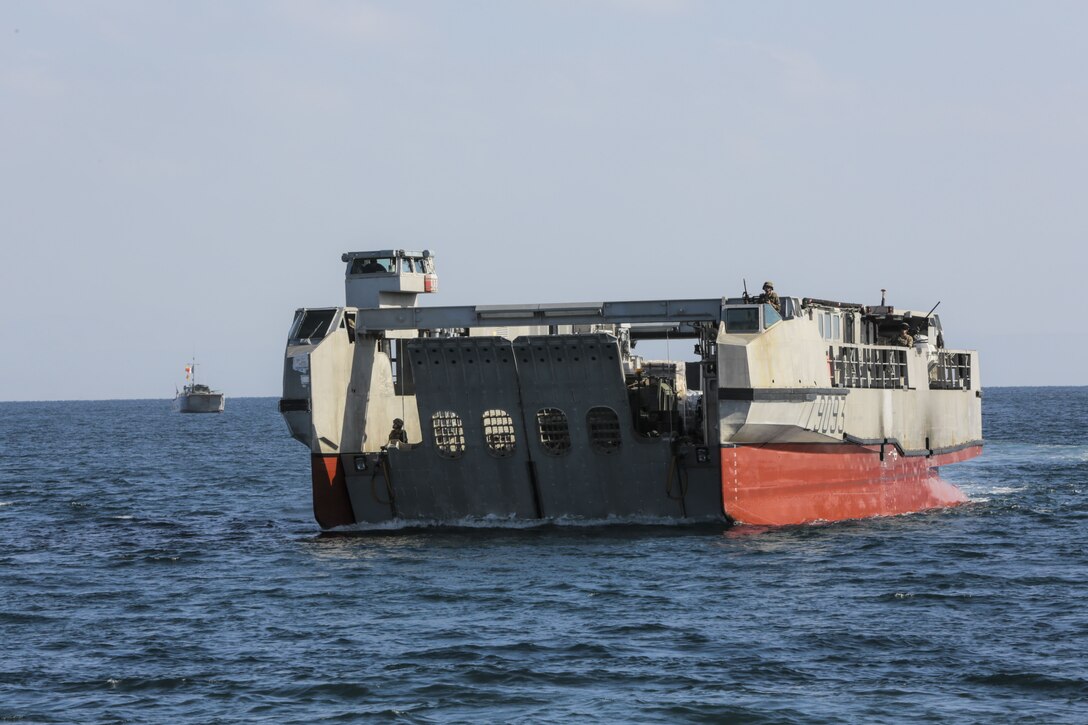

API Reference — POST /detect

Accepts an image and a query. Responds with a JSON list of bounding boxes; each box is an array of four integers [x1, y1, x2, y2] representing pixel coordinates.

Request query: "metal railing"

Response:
[[930, 351, 972, 390], [832, 345, 908, 389]]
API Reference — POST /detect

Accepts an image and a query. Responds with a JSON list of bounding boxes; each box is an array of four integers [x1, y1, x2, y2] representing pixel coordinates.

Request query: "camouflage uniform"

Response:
[[896, 328, 914, 347], [759, 281, 781, 313]]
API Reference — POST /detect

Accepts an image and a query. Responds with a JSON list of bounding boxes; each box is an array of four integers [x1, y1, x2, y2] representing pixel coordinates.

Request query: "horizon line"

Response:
[[1, 385, 1085, 404]]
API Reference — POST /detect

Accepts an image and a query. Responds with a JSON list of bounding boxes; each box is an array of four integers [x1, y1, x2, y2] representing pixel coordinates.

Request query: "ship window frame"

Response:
[[724, 307, 761, 333], [431, 411, 466, 459], [402, 257, 427, 275], [762, 304, 782, 328], [349, 256, 397, 275], [291, 308, 338, 342], [536, 408, 572, 456], [586, 406, 623, 454], [818, 311, 839, 341], [482, 409, 517, 457]]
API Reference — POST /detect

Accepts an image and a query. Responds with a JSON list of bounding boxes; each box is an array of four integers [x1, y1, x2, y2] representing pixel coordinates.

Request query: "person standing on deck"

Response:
[[388, 418, 408, 448]]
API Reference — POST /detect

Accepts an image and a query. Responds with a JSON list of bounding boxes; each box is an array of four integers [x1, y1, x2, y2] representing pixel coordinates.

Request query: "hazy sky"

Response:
[[3, 0, 1085, 400]]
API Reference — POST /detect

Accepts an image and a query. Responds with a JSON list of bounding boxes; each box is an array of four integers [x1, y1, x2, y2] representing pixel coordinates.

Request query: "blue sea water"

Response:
[[1, 388, 1085, 723]]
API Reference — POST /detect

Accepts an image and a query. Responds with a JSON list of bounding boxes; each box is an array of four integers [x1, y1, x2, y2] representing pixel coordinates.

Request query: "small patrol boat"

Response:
[[280, 250, 981, 529], [175, 362, 225, 413]]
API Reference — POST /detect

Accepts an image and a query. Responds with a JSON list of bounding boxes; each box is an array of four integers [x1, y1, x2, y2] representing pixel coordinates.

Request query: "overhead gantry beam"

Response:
[[354, 298, 726, 332]]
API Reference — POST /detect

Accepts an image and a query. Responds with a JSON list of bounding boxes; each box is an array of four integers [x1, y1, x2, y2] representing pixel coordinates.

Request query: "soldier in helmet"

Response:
[[896, 322, 914, 347], [757, 280, 781, 313], [387, 418, 408, 448]]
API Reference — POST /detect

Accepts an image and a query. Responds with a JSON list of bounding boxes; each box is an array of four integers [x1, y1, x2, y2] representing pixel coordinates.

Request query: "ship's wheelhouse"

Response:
[[720, 295, 804, 334]]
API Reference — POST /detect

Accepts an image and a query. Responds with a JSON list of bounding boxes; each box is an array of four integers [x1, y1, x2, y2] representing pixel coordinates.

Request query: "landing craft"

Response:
[[279, 250, 981, 529]]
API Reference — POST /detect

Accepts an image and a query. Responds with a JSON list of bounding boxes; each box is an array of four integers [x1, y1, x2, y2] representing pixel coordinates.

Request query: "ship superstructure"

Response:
[[280, 250, 981, 528]]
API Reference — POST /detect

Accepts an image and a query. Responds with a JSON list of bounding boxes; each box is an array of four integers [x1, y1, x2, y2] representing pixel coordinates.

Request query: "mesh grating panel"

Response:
[[482, 409, 517, 457], [536, 408, 571, 455], [432, 411, 466, 458], [586, 406, 622, 454]]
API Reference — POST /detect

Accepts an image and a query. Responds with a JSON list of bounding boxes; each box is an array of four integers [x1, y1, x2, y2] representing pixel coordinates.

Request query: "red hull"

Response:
[[721, 443, 980, 526]]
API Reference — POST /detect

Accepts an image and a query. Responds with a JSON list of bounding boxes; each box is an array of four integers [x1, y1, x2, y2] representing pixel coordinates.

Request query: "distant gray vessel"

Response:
[[175, 362, 225, 413]]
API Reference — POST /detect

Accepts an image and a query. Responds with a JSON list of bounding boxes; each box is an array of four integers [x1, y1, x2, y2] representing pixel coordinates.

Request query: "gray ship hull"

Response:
[[176, 392, 225, 413]]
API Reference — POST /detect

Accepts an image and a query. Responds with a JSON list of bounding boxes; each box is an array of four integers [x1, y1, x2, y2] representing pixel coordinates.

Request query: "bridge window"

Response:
[[349, 257, 395, 275], [725, 307, 760, 333], [536, 408, 571, 455], [817, 311, 841, 341], [292, 309, 337, 341], [431, 411, 465, 458], [586, 406, 622, 454], [482, 409, 517, 457], [763, 304, 782, 327]]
